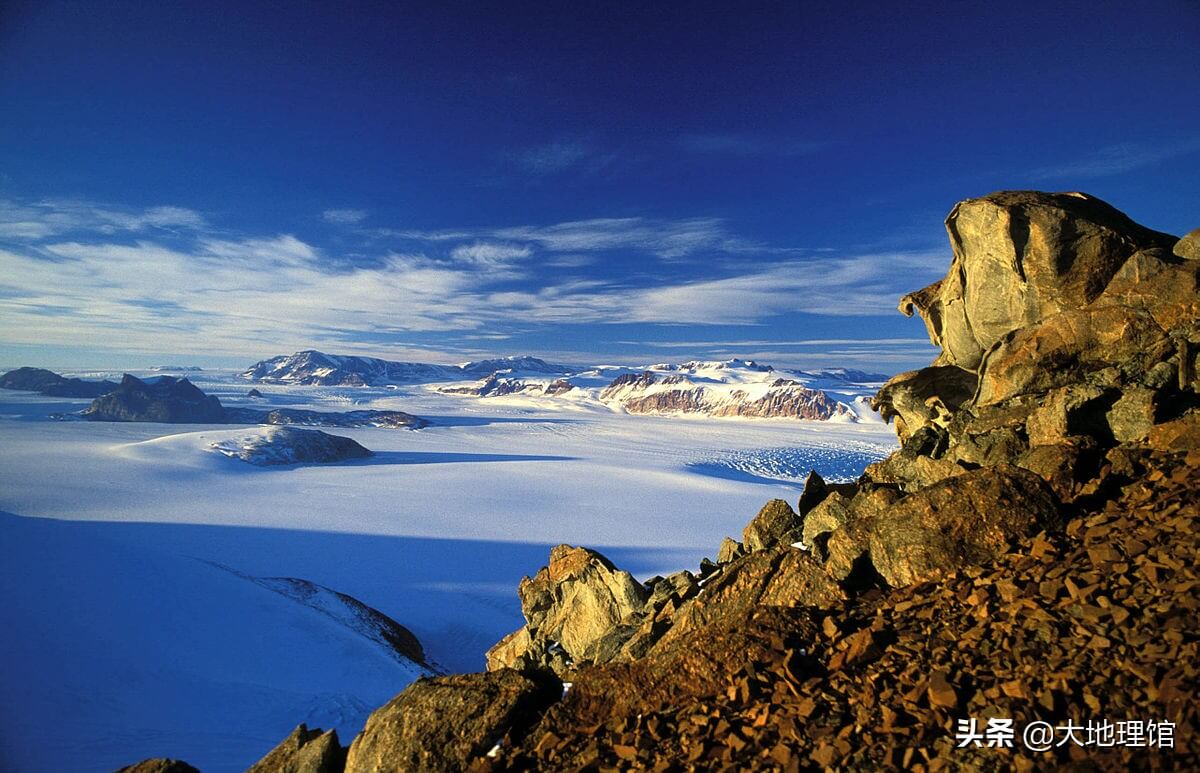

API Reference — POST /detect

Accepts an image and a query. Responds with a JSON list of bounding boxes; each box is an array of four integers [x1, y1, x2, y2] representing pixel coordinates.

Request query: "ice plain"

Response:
[[0, 367, 896, 772]]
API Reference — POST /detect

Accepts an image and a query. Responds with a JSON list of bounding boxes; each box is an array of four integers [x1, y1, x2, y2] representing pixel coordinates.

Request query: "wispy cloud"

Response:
[[0, 195, 942, 360], [0, 199, 206, 241], [321, 208, 368, 224], [509, 141, 591, 175], [1030, 138, 1200, 181], [450, 241, 532, 266], [679, 133, 828, 157]]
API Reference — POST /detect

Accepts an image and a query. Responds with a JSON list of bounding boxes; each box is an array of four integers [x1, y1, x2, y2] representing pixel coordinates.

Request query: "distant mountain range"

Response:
[[242, 350, 568, 386]]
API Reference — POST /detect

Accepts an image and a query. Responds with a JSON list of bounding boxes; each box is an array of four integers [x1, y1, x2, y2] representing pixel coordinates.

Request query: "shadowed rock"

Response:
[[742, 499, 801, 552], [84, 374, 226, 423], [0, 366, 118, 398], [344, 670, 560, 773]]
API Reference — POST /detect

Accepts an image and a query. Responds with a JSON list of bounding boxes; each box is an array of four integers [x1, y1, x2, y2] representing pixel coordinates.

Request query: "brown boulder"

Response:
[[344, 670, 559, 773], [490, 545, 648, 670], [975, 306, 1171, 405], [246, 724, 344, 773], [742, 499, 802, 552], [902, 191, 1176, 370], [1147, 412, 1200, 452], [861, 465, 1062, 587], [657, 547, 844, 647], [1175, 227, 1200, 260]]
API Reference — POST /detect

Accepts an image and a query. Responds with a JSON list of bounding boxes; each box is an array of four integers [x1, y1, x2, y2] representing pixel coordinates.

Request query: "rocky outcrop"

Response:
[[343, 670, 560, 773], [231, 407, 427, 429], [486, 545, 648, 672], [741, 499, 801, 552], [246, 724, 345, 773], [901, 191, 1177, 371], [211, 426, 374, 466], [0, 366, 118, 397], [83, 374, 225, 423]]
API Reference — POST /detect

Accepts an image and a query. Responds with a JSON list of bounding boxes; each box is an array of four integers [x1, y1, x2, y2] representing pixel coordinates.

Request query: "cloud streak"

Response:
[[0, 196, 945, 360], [1030, 138, 1200, 181]]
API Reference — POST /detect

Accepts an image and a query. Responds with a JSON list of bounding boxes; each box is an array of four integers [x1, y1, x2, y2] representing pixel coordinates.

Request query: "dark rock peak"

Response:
[[83, 373, 226, 423], [0, 366, 119, 398]]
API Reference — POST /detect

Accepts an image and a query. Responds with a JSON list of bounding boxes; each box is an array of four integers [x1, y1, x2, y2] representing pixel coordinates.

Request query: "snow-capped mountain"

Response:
[[598, 371, 852, 420], [242, 350, 568, 386], [434, 358, 882, 422]]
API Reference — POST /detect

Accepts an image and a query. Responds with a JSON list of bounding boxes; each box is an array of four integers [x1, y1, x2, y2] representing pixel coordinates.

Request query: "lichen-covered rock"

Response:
[[902, 190, 1176, 371], [246, 723, 344, 773], [800, 491, 854, 547], [344, 670, 560, 773], [741, 499, 801, 552], [862, 465, 1062, 587]]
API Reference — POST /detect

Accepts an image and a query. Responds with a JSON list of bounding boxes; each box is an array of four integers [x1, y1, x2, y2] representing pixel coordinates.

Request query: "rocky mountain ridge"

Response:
[[242, 350, 568, 386], [123, 192, 1200, 771], [0, 366, 119, 398], [74, 373, 427, 428]]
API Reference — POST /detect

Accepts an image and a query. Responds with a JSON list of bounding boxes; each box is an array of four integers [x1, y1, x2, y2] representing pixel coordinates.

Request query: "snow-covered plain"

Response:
[[0, 367, 896, 772]]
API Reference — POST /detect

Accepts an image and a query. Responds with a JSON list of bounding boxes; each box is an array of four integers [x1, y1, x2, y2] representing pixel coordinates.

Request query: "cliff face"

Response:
[[130, 192, 1200, 771]]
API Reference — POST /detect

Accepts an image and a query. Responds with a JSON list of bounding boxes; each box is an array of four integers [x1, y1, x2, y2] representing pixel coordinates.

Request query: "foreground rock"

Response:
[[487, 545, 648, 673], [246, 724, 345, 773], [0, 366, 118, 397], [210, 426, 373, 466], [344, 670, 560, 773]]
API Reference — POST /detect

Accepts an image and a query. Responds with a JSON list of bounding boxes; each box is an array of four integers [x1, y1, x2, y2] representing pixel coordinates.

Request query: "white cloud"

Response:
[[321, 208, 369, 224], [0, 199, 205, 240], [450, 241, 532, 266]]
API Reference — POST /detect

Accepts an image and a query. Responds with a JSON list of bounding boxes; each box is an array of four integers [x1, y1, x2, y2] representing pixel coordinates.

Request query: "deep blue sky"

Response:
[[1, 1, 1197, 371]]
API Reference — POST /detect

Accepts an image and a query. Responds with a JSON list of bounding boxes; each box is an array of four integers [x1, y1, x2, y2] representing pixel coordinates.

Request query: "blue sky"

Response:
[[0, 1, 1197, 372]]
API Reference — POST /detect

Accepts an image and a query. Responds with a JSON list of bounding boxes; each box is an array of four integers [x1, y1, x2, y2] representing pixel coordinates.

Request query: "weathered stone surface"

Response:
[[863, 451, 964, 493], [742, 499, 801, 552], [1016, 443, 1090, 502], [902, 190, 1176, 370], [1147, 412, 1200, 452], [1024, 384, 1110, 446], [800, 491, 854, 547], [485, 625, 532, 672], [862, 465, 1062, 587], [975, 306, 1171, 406], [246, 723, 344, 773], [114, 760, 199, 773], [716, 536, 744, 564], [345, 670, 559, 773], [871, 365, 976, 442], [1105, 386, 1157, 443], [657, 548, 844, 647], [497, 545, 647, 668], [1174, 227, 1200, 260]]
